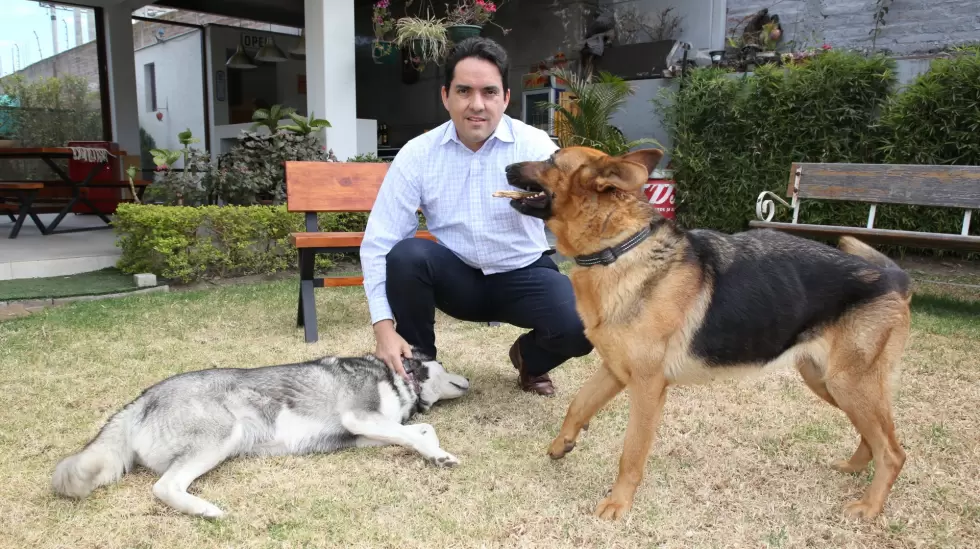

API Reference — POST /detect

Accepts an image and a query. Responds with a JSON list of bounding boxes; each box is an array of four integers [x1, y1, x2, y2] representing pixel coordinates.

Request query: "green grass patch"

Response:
[[0, 267, 143, 301], [910, 293, 980, 339]]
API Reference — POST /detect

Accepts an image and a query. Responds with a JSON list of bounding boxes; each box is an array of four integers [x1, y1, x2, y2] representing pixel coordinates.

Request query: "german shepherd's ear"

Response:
[[594, 148, 665, 194], [620, 148, 664, 175]]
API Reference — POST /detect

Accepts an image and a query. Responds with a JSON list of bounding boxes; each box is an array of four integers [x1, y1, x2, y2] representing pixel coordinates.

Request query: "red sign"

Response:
[[642, 179, 675, 220]]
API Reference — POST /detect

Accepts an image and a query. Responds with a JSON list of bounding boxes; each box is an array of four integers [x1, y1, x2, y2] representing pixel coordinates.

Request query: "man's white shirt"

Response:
[[360, 114, 559, 324]]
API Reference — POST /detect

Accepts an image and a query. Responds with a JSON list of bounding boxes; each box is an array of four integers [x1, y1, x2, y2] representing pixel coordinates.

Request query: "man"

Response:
[[359, 37, 592, 396]]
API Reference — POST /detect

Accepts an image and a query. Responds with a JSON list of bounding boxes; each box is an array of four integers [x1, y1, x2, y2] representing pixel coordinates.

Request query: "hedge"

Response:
[[655, 47, 980, 248], [113, 203, 369, 283]]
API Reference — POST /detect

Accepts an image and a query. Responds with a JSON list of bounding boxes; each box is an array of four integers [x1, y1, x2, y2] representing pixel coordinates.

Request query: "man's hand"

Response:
[[373, 320, 412, 380]]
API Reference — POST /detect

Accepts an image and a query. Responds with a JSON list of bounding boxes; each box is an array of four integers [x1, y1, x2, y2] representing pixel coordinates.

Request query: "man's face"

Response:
[[441, 57, 510, 152]]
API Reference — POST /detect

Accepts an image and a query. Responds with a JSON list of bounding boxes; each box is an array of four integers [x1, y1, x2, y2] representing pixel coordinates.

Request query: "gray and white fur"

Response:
[[51, 351, 470, 518]]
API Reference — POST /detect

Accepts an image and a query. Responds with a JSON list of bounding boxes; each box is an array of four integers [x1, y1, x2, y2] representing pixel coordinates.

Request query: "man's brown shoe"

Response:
[[509, 337, 555, 396]]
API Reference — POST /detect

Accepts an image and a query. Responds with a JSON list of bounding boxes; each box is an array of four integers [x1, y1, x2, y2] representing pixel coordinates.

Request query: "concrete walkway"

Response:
[[0, 214, 120, 280]]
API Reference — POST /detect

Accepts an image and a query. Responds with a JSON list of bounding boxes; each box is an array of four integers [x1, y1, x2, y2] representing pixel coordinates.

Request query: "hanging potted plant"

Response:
[[393, 15, 449, 70], [371, 0, 398, 64], [444, 0, 501, 43]]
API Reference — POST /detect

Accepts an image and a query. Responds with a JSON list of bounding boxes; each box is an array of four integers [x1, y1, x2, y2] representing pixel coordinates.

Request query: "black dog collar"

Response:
[[573, 219, 661, 267]]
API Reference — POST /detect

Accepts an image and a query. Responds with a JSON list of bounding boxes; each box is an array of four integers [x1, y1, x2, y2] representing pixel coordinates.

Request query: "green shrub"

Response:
[[873, 46, 980, 238], [655, 47, 980, 251], [655, 50, 896, 234], [114, 204, 369, 283]]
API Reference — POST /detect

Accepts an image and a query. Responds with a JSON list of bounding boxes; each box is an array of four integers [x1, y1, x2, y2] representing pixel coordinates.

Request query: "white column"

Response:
[[103, 4, 140, 156], [304, 0, 358, 162], [709, 0, 728, 51]]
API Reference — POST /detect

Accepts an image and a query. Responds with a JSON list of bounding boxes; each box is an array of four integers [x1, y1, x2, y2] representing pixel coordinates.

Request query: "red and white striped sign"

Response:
[[642, 170, 675, 219]]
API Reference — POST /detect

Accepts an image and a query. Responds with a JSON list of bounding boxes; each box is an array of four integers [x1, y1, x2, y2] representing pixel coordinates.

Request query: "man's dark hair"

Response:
[[443, 37, 510, 91]]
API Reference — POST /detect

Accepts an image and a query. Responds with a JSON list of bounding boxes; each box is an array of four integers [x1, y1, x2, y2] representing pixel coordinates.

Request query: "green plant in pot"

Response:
[[371, 0, 398, 64], [443, 0, 504, 42], [394, 15, 449, 70], [546, 68, 661, 155]]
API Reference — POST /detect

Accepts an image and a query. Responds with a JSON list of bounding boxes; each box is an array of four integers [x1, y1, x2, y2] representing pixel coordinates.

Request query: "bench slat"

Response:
[[0, 183, 44, 190], [791, 162, 980, 209], [285, 161, 389, 213], [290, 230, 436, 248], [749, 220, 980, 251]]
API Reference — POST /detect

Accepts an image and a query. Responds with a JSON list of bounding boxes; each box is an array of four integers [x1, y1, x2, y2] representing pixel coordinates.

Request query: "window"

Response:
[[144, 62, 157, 111]]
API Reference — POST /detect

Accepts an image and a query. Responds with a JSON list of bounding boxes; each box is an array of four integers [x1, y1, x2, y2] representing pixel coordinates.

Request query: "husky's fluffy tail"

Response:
[[838, 236, 912, 298], [52, 407, 136, 499]]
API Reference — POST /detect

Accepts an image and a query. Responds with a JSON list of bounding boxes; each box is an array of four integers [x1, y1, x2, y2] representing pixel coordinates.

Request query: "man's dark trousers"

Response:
[[384, 238, 593, 378]]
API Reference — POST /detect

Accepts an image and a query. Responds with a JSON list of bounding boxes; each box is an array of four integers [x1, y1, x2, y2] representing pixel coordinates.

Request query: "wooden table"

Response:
[[0, 147, 133, 235]]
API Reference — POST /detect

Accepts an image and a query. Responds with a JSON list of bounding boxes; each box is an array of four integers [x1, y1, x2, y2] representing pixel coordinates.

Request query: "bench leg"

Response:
[[297, 249, 318, 343], [8, 190, 39, 239]]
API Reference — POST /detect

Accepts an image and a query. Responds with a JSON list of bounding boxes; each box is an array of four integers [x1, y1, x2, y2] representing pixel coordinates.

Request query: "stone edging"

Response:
[[0, 285, 170, 316]]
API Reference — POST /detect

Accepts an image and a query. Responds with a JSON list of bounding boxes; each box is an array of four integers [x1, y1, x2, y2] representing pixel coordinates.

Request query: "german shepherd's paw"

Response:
[[830, 458, 868, 474], [429, 452, 459, 468], [843, 499, 883, 520], [594, 494, 632, 521], [547, 436, 576, 459]]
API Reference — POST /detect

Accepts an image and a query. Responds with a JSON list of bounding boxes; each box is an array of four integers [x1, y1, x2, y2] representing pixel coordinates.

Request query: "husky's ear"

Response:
[[408, 345, 433, 363]]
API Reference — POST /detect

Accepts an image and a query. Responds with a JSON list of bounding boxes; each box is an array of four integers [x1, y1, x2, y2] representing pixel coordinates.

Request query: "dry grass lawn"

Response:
[[0, 268, 978, 549]]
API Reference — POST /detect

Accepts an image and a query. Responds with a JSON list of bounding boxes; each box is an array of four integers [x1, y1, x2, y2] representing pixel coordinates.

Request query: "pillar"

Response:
[[304, 0, 358, 162], [103, 4, 141, 156]]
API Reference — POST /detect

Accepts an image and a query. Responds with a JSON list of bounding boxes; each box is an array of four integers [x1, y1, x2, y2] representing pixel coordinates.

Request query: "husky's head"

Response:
[[403, 351, 470, 412]]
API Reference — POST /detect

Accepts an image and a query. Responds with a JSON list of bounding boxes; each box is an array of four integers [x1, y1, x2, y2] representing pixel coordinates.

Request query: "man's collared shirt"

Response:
[[360, 114, 559, 324]]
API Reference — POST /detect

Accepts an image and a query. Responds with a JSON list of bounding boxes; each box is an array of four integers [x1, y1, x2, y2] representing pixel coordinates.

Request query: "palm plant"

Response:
[[546, 68, 661, 155], [278, 111, 331, 135], [250, 104, 297, 133]]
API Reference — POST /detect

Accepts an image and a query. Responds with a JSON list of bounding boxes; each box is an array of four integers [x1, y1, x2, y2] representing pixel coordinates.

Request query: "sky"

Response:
[[0, 1, 93, 78]]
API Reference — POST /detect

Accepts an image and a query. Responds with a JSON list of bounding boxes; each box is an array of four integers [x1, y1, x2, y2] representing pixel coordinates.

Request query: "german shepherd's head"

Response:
[[503, 146, 666, 256]]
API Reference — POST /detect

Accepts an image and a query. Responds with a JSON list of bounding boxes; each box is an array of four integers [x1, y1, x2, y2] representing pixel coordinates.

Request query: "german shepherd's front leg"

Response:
[[594, 372, 668, 521], [548, 363, 625, 459]]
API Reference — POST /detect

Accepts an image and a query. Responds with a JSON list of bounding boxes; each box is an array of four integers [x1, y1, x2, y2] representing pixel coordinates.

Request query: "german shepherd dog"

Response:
[[498, 146, 912, 522]]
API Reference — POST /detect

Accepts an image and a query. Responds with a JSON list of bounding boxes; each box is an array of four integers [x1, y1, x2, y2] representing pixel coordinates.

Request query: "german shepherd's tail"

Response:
[[52, 407, 136, 499], [838, 236, 912, 298]]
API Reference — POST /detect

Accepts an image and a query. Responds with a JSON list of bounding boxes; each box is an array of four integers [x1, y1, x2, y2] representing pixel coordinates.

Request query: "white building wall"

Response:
[[133, 29, 206, 164]]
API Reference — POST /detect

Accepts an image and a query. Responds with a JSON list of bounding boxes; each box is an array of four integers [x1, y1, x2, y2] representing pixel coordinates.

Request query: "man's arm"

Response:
[[360, 151, 423, 326]]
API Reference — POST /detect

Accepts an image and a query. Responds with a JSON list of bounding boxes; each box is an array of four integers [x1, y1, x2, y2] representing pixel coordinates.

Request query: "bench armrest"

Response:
[[755, 190, 794, 222]]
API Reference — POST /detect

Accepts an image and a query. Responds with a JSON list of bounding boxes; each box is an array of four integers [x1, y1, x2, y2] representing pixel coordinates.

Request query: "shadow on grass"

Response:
[[910, 292, 980, 338]]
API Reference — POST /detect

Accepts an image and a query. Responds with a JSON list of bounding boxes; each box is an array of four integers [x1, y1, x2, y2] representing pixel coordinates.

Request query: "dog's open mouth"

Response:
[[492, 182, 550, 209]]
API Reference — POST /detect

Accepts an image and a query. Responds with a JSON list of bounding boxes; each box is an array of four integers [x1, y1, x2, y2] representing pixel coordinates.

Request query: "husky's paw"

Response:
[[190, 502, 226, 520], [428, 452, 459, 468]]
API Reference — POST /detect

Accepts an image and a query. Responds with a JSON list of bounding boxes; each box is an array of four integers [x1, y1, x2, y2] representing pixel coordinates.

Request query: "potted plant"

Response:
[[393, 15, 449, 70], [756, 20, 782, 64], [371, 0, 398, 64], [444, 0, 501, 43]]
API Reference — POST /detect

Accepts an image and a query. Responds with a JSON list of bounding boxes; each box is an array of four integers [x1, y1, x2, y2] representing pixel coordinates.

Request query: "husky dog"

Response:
[[52, 351, 470, 518]]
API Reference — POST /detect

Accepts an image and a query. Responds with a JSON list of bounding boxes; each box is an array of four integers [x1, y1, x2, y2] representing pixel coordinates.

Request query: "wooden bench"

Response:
[[0, 183, 46, 238], [0, 179, 151, 236], [285, 161, 438, 343], [750, 162, 980, 251]]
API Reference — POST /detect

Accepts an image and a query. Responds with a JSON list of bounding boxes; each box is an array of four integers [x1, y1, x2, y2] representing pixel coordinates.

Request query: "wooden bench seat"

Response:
[[0, 182, 47, 238], [290, 230, 437, 250], [1, 178, 153, 237], [750, 162, 980, 252], [285, 161, 437, 343]]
